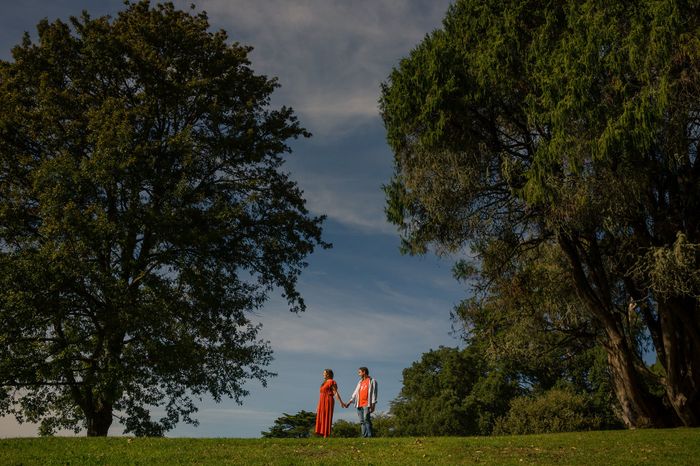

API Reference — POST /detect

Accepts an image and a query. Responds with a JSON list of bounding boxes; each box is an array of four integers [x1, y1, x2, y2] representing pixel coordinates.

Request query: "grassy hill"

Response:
[[1, 428, 698, 465]]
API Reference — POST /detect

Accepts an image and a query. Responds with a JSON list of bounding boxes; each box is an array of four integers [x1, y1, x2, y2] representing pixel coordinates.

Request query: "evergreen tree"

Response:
[[261, 411, 316, 438], [381, 0, 700, 427]]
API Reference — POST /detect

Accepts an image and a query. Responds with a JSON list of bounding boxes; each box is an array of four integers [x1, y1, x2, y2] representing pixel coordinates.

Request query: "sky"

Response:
[[0, 0, 464, 438]]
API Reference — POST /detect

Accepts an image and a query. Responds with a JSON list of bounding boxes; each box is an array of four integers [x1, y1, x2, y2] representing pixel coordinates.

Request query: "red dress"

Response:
[[315, 379, 337, 437]]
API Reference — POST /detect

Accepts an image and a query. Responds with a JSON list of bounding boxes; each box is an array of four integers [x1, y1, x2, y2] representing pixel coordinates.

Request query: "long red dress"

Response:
[[315, 378, 336, 437]]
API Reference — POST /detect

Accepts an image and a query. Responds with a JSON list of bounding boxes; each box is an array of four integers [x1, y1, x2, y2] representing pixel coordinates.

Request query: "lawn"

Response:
[[1, 428, 698, 465]]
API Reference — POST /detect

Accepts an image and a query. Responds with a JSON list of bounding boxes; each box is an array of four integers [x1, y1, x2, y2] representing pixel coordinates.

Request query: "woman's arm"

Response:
[[333, 385, 347, 408]]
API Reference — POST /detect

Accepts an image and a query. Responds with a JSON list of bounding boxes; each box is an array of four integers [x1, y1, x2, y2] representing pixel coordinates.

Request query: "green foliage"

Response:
[[453, 242, 622, 429], [331, 413, 396, 438], [0, 1, 327, 436], [261, 411, 316, 438], [632, 232, 700, 299], [370, 412, 398, 438], [453, 243, 597, 385], [330, 419, 360, 438], [392, 242, 622, 436], [381, 0, 700, 427], [390, 346, 520, 436], [493, 387, 610, 435]]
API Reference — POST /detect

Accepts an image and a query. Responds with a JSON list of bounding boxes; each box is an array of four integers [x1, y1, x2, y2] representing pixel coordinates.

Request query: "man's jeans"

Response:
[[356, 406, 372, 437]]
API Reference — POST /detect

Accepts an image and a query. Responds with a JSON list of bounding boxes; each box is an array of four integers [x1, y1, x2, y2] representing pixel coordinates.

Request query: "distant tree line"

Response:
[[265, 326, 622, 438], [260, 411, 396, 438], [387, 343, 622, 437]]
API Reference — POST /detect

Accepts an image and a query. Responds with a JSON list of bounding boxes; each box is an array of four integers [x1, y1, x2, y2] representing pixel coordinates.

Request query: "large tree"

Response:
[[0, 1, 327, 436], [381, 0, 700, 428]]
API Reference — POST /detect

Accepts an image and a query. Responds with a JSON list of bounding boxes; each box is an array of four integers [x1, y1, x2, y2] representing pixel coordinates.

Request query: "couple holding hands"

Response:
[[315, 367, 378, 438]]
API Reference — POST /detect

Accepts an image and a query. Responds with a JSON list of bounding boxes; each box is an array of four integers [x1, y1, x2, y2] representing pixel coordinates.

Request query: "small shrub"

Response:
[[493, 387, 603, 435], [371, 413, 398, 437], [331, 413, 396, 437], [331, 419, 360, 437]]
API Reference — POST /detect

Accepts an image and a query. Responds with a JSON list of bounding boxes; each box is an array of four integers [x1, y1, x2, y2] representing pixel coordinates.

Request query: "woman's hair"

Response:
[[324, 369, 334, 379]]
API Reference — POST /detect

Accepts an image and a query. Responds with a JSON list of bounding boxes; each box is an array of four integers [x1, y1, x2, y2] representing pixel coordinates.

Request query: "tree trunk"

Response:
[[558, 232, 673, 427], [602, 329, 667, 428], [85, 402, 113, 437], [658, 297, 700, 426]]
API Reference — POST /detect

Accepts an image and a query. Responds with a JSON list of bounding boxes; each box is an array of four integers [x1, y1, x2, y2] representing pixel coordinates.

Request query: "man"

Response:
[[343, 366, 378, 437]]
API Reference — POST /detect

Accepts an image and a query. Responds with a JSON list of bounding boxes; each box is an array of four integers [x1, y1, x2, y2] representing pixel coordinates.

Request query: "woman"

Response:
[[315, 369, 344, 437]]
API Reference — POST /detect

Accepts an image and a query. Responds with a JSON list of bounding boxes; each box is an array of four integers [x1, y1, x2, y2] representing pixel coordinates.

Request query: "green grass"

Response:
[[1, 428, 698, 465]]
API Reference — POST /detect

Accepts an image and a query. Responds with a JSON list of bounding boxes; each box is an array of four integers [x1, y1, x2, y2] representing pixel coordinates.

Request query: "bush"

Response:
[[493, 388, 604, 435], [331, 419, 360, 437], [371, 413, 398, 437], [331, 413, 396, 437]]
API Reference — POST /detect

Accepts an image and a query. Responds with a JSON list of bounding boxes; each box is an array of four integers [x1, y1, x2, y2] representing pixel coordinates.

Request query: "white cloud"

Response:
[[261, 308, 444, 357], [174, 0, 452, 137], [301, 179, 396, 234], [259, 281, 455, 359], [170, 0, 454, 233], [0, 417, 44, 438]]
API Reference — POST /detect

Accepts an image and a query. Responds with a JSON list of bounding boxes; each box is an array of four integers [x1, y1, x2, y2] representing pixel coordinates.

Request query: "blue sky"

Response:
[[0, 0, 464, 438]]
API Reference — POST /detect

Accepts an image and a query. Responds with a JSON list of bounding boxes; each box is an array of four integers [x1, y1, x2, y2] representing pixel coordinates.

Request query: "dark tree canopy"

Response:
[[381, 0, 700, 428], [0, 1, 327, 436]]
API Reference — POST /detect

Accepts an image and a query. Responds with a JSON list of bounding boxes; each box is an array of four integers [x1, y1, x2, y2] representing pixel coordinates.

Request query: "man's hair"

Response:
[[358, 367, 369, 375]]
